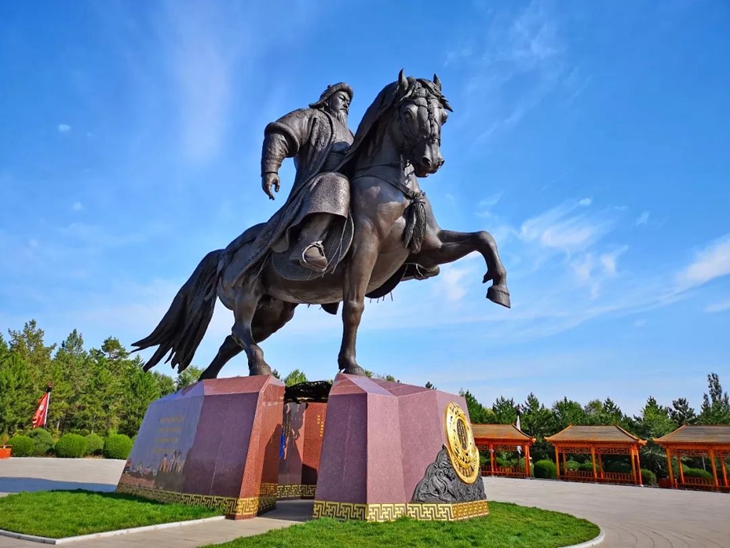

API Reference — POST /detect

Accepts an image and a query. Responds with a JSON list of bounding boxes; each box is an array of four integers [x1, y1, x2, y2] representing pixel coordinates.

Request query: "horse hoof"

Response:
[[487, 285, 511, 309], [249, 363, 273, 376], [341, 365, 367, 376]]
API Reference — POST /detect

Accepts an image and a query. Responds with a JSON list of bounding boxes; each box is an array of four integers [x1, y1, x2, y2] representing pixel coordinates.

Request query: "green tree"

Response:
[[8, 320, 55, 395], [460, 390, 494, 423], [492, 396, 517, 424], [49, 330, 91, 433], [698, 373, 730, 425], [520, 393, 556, 461], [552, 397, 587, 429], [118, 365, 162, 437], [0, 352, 34, 434], [283, 369, 308, 387], [175, 366, 204, 390], [669, 398, 697, 426], [632, 396, 676, 477]]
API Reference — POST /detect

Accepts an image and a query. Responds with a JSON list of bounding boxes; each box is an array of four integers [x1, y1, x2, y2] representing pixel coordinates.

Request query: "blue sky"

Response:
[[1, 0, 729, 415]]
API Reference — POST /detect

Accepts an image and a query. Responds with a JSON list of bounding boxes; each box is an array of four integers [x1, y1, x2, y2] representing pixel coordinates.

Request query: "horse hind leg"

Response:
[[198, 335, 242, 381], [230, 281, 272, 376]]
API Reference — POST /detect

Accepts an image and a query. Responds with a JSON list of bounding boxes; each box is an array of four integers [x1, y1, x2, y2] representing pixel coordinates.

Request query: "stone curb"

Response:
[[561, 528, 605, 548], [0, 516, 225, 545]]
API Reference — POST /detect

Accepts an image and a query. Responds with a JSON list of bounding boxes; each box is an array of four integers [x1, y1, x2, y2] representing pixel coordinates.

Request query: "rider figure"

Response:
[[260, 83, 355, 272]]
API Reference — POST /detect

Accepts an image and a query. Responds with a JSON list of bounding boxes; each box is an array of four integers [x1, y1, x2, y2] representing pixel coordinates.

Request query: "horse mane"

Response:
[[339, 76, 452, 173]]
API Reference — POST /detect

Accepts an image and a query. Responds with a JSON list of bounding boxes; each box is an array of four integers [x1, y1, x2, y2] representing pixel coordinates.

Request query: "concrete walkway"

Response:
[[484, 477, 730, 548], [2, 459, 729, 547]]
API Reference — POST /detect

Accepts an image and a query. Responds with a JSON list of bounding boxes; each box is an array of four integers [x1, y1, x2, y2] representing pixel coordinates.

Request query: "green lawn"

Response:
[[0, 490, 221, 538], [207, 502, 600, 548]]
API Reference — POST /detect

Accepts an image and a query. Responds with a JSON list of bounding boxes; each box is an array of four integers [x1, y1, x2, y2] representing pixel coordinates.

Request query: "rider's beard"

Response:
[[329, 108, 348, 126]]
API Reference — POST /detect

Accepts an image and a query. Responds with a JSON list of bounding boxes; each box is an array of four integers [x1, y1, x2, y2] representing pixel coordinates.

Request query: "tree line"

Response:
[[455, 373, 730, 479], [2, 319, 728, 479]]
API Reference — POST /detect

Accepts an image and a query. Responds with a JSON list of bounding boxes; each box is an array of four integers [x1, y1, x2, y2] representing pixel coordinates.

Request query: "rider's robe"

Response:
[[219, 107, 354, 290]]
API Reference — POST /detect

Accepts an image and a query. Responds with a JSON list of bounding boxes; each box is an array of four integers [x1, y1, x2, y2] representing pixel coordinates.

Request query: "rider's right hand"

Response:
[[262, 173, 280, 200]]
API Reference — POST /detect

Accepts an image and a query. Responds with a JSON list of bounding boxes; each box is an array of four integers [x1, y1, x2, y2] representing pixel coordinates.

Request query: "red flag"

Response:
[[32, 387, 51, 428]]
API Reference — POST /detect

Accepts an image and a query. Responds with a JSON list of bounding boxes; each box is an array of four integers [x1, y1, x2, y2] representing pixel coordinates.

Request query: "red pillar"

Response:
[[490, 443, 495, 476], [555, 446, 561, 479]]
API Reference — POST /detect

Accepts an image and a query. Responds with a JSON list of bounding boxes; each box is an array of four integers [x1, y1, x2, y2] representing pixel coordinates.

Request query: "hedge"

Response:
[[534, 459, 557, 479], [641, 468, 657, 486], [683, 467, 714, 480], [85, 433, 104, 456], [7, 435, 34, 457], [27, 428, 55, 456], [104, 434, 133, 460], [55, 434, 88, 458], [565, 460, 580, 471]]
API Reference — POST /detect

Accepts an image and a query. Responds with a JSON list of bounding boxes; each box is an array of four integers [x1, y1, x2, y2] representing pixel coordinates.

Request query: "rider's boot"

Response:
[[290, 213, 334, 272]]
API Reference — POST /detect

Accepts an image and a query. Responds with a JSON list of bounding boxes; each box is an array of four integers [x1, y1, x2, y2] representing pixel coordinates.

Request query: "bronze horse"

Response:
[[133, 72, 510, 379]]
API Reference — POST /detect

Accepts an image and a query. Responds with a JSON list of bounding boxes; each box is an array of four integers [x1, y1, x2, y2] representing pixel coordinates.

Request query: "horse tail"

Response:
[[132, 249, 223, 373]]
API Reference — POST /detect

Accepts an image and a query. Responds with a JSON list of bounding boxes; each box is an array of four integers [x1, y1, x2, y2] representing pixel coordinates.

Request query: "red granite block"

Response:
[[315, 374, 478, 516], [117, 375, 284, 518]]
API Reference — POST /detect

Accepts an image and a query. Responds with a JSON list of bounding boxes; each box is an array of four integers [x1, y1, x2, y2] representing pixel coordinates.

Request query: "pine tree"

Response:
[[698, 373, 730, 425]]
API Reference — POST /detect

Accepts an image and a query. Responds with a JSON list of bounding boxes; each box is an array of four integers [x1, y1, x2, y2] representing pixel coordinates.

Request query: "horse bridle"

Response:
[[398, 97, 441, 165]]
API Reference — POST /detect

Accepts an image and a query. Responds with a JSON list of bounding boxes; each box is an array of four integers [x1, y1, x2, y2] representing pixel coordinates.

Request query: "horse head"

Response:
[[391, 69, 453, 178]]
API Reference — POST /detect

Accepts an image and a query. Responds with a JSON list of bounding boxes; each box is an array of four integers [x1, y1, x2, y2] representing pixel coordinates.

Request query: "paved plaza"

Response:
[[1, 458, 728, 547]]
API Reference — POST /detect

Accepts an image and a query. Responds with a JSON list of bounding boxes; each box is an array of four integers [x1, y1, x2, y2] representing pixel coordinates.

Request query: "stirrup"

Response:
[[299, 241, 328, 273]]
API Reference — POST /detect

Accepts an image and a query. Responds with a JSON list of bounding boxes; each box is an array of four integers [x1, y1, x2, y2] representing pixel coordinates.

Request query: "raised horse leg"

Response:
[[413, 228, 511, 308]]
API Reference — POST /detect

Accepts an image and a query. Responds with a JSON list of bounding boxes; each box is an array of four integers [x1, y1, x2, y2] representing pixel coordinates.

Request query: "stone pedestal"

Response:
[[116, 375, 284, 519], [314, 374, 488, 522], [278, 402, 327, 499]]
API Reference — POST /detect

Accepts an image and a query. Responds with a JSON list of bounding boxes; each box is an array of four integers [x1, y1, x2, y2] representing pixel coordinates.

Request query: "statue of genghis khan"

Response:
[[259, 82, 355, 273]]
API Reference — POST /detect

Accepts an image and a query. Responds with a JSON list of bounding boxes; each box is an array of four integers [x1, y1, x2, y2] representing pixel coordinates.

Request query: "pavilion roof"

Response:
[[654, 425, 730, 446], [545, 425, 645, 445], [472, 424, 535, 443]]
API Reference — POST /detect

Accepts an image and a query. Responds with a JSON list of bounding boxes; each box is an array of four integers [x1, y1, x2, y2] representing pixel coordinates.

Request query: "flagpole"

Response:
[[44, 385, 52, 428]]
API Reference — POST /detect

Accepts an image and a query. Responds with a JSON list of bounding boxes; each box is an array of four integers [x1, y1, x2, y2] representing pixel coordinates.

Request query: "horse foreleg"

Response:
[[199, 336, 242, 380], [415, 229, 511, 308], [338, 225, 378, 375], [231, 282, 271, 376]]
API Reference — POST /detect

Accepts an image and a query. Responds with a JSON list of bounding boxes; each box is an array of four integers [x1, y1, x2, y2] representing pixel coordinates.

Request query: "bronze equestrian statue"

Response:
[[132, 71, 511, 380]]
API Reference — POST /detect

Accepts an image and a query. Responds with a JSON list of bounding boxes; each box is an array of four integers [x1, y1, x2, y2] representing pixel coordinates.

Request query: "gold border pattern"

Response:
[[277, 483, 317, 499], [116, 483, 277, 518], [312, 500, 489, 522]]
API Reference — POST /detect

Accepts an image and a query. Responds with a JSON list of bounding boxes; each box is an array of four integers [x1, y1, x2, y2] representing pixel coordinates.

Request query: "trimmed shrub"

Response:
[[534, 459, 557, 479], [565, 460, 580, 471], [104, 434, 133, 460], [27, 428, 55, 456], [641, 469, 657, 486], [578, 462, 596, 473], [683, 467, 713, 480], [55, 434, 87, 458], [7, 435, 35, 457], [85, 433, 104, 456], [606, 461, 631, 474]]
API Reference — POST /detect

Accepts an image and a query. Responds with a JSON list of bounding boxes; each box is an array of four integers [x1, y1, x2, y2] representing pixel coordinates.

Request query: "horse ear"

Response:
[[398, 69, 408, 91], [433, 73, 442, 91]]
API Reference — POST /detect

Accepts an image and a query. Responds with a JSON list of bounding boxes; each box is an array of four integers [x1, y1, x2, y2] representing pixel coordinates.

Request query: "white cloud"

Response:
[[57, 124, 71, 133], [578, 197, 592, 206], [636, 210, 650, 225], [634, 319, 646, 327], [519, 199, 614, 254], [704, 300, 730, 313], [678, 234, 730, 288], [72, 202, 84, 212], [599, 246, 628, 276]]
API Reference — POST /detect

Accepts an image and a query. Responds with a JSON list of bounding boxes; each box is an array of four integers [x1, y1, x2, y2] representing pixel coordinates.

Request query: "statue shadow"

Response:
[[0, 478, 116, 494]]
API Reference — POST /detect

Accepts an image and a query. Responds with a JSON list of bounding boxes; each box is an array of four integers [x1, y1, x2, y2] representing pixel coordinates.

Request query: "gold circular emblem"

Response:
[[444, 402, 479, 484]]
